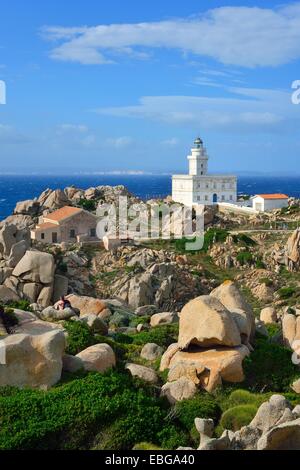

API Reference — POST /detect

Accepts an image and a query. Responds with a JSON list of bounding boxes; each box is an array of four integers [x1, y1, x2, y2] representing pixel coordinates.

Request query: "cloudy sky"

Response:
[[0, 0, 300, 174]]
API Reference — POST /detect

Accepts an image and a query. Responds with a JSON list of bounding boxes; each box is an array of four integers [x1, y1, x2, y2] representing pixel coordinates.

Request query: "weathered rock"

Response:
[[76, 343, 116, 372], [140, 343, 163, 361], [282, 313, 300, 349], [178, 295, 241, 349], [62, 354, 84, 373], [14, 309, 64, 336], [97, 307, 112, 321], [250, 395, 293, 434], [40, 306, 77, 321], [79, 314, 108, 335], [13, 250, 55, 284], [0, 330, 65, 389], [6, 240, 28, 268], [257, 418, 300, 450], [160, 377, 197, 404], [0, 285, 20, 302], [37, 286, 53, 308], [14, 199, 40, 216], [23, 282, 41, 303], [42, 189, 70, 210], [161, 344, 250, 392], [53, 275, 69, 303], [251, 283, 274, 302], [168, 361, 206, 385], [135, 305, 158, 316], [66, 294, 106, 316], [210, 281, 255, 342], [260, 307, 277, 325], [291, 378, 300, 394], [125, 363, 158, 384], [150, 311, 178, 327]]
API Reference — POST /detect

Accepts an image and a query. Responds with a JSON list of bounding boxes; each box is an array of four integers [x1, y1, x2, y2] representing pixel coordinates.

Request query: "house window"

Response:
[[70, 229, 76, 239], [222, 184, 225, 190], [41, 233, 45, 240], [230, 195, 233, 201], [197, 196, 201, 201], [90, 228, 96, 237], [205, 184, 209, 189], [221, 195, 225, 201], [205, 195, 208, 201]]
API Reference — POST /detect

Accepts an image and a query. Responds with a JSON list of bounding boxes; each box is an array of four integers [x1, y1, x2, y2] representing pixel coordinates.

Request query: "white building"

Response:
[[252, 194, 289, 212], [172, 137, 237, 206]]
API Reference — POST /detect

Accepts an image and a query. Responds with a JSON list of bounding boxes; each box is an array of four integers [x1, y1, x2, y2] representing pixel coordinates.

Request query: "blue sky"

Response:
[[0, 0, 300, 174]]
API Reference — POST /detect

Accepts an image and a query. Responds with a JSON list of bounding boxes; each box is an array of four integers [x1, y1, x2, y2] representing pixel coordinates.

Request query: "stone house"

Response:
[[31, 206, 98, 244]]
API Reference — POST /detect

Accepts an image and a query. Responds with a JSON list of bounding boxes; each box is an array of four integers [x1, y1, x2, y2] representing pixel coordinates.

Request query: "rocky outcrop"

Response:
[[210, 280, 255, 343], [260, 307, 277, 325], [150, 311, 178, 327], [76, 343, 116, 372], [140, 343, 163, 360], [286, 229, 300, 271], [0, 330, 65, 389], [160, 377, 197, 404], [161, 344, 250, 393], [160, 282, 253, 394], [66, 294, 106, 316], [178, 295, 241, 349], [182, 395, 300, 450], [125, 363, 158, 384], [282, 313, 300, 350]]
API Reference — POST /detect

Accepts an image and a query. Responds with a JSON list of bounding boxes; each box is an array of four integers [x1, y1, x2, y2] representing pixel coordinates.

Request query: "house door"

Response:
[[213, 193, 218, 203], [52, 232, 58, 243], [255, 203, 263, 212]]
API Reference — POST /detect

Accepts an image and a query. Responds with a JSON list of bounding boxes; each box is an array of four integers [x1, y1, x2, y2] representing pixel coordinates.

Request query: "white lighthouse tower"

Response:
[[172, 136, 237, 206], [188, 137, 208, 176]]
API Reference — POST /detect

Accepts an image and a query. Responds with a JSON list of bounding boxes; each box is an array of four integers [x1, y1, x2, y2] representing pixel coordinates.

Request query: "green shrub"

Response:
[[77, 198, 96, 212], [236, 251, 253, 266], [226, 389, 265, 408], [5, 300, 32, 312], [233, 234, 256, 247], [220, 405, 257, 432], [63, 320, 96, 355], [133, 442, 162, 450], [130, 324, 179, 347], [175, 394, 221, 430], [259, 277, 273, 287], [277, 286, 297, 300], [243, 338, 299, 392], [265, 324, 281, 338], [0, 370, 189, 450], [129, 316, 150, 327]]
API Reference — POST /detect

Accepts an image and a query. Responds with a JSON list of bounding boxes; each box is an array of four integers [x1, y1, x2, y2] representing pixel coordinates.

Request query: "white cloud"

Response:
[[57, 123, 89, 134], [105, 136, 133, 148], [0, 124, 30, 144], [93, 86, 299, 133], [42, 3, 300, 67], [161, 138, 179, 146]]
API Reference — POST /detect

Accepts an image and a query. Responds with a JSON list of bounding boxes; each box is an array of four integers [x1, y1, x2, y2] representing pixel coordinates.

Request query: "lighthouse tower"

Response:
[[172, 136, 237, 206], [188, 137, 208, 176]]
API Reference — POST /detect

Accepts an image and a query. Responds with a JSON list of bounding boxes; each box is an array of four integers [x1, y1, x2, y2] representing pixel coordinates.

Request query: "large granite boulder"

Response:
[[210, 281, 255, 342], [282, 313, 300, 350], [14, 199, 40, 216], [13, 250, 55, 284], [76, 343, 116, 372], [286, 229, 300, 271], [260, 307, 277, 325], [160, 343, 250, 392], [42, 189, 70, 209], [0, 330, 65, 389], [66, 294, 106, 316], [125, 363, 158, 384], [178, 295, 241, 349], [160, 377, 197, 404]]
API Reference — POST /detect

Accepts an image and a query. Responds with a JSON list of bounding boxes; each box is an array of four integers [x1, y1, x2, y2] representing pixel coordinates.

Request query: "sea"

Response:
[[1, 174, 300, 221]]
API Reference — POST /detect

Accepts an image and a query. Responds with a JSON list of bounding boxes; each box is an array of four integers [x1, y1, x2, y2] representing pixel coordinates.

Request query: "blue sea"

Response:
[[1, 174, 300, 221]]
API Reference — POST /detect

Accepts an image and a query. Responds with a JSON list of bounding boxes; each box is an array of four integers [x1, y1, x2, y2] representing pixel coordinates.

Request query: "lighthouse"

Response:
[[172, 136, 237, 206]]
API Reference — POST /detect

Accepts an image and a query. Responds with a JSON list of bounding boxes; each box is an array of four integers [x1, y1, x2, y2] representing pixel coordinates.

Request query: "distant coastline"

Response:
[[1, 174, 300, 221]]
